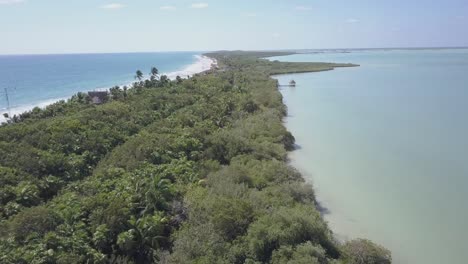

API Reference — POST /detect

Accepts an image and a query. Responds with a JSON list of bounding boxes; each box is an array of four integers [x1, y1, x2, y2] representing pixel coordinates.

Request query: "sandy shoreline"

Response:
[[166, 55, 216, 80], [1, 55, 217, 123]]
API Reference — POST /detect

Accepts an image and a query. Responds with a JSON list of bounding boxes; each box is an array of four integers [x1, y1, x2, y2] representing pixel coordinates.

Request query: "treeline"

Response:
[[0, 52, 390, 263]]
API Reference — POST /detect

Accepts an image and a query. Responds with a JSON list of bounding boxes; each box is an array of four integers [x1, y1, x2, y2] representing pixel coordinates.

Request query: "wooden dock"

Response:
[[278, 80, 296, 87]]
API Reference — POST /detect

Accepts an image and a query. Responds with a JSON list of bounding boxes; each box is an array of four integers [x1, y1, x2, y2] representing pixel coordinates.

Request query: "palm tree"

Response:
[[143, 175, 174, 215], [135, 70, 143, 81], [150, 67, 159, 79], [118, 215, 168, 263]]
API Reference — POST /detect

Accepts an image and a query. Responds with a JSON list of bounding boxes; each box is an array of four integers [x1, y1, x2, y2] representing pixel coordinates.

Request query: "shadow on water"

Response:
[[285, 143, 330, 215], [292, 144, 302, 150], [286, 144, 302, 162], [316, 200, 331, 216]]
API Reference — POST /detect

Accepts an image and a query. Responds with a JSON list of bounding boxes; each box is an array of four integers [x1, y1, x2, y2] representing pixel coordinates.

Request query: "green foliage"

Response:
[[117, 214, 169, 263], [0, 51, 388, 263], [342, 239, 392, 264], [271, 242, 328, 264], [8, 206, 61, 243], [243, 205, 339, 262]]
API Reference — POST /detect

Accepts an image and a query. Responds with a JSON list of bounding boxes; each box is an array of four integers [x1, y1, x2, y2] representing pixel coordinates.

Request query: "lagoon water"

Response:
[[0, 52, 205, 119], [271, 49, 468, 264]]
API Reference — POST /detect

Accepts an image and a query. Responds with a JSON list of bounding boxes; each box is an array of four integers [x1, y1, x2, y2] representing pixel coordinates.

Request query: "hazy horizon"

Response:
[[1, 46, 468, 56], [1, 0, 467, 55]]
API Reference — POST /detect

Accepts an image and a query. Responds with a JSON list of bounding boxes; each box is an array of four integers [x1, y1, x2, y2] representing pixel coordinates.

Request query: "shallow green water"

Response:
[[271, 49, 468, 264]]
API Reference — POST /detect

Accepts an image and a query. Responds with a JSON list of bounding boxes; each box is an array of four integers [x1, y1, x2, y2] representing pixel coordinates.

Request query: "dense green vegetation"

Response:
[[0, 51, 390, 263]]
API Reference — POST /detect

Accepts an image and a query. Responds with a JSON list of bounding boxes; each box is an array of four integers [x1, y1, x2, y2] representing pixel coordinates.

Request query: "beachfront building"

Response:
[[88, 91, 109, 104]]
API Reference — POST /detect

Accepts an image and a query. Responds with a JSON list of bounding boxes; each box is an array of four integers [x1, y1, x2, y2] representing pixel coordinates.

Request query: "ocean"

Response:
[[271, 49, 468, 264], [0, 52, 213, 122]]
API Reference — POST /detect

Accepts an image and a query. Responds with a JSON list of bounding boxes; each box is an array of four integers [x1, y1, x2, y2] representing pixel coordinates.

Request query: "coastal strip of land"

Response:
[[0, 51, 390, 263], [0, 55, 216, 124]]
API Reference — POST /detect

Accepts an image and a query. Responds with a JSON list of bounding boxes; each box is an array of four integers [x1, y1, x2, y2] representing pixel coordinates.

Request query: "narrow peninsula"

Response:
[[0, 51, 390, 264]]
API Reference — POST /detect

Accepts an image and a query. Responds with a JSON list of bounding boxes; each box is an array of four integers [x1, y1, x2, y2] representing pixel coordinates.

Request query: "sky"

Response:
[[0, 0, 467, 54]]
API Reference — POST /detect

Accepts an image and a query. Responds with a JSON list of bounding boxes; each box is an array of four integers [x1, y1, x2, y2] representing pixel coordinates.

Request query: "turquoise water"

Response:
[[0, 52, 200, 115], [271, 49, 468, 264]]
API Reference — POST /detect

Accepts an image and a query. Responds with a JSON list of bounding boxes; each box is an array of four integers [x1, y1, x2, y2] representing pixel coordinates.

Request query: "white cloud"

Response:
[[191, 3, 208, 9], [295, 6, 312, 11], [0, 0, 25, 5], [160, 5, 176, 10], [100, 3, 125, 10], [272, 33, 281, 38], [346, 18, 359, 23]]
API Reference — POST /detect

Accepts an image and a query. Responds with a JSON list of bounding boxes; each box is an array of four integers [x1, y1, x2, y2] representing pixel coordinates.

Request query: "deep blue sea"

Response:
[[0, 52, 203, 118], [271, 49, 468, 264]]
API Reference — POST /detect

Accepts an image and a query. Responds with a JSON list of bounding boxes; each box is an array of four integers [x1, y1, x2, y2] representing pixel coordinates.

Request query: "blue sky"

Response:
[[0, 0, 467, 54]]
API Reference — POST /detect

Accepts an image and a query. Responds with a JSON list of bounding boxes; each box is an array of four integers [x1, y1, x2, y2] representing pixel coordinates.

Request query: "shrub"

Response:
[[9, 206, 61, 243], [342, 239, 391, 264]]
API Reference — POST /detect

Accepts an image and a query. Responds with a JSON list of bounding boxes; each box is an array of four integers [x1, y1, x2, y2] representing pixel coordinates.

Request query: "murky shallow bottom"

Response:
[[271, 49, 468, 264]]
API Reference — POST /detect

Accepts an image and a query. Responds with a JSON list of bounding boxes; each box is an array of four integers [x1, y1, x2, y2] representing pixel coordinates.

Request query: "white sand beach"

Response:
[[1, 54, 217, 123], [166, 55, 217, 80]]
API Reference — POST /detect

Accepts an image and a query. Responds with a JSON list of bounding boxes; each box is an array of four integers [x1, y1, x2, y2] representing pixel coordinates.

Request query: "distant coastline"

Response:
[[0, 54, 217, 123]]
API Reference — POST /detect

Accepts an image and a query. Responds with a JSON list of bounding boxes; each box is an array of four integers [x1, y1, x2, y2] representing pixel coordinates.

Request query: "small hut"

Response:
[[289, 80, 296, 87], [88, 91, 109, 104]]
